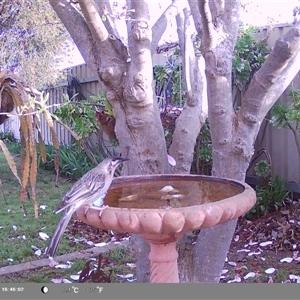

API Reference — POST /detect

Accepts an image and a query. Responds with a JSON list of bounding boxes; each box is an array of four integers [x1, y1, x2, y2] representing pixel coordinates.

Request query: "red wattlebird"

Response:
[[45, 157, 128, 258]]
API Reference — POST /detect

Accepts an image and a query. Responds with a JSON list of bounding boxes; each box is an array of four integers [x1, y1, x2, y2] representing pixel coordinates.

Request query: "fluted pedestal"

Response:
[[148, 241, 179, 283]]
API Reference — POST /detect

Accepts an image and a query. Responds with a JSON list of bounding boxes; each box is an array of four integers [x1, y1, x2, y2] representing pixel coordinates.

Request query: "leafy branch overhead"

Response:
[[0, 0, 71, 89], [0, 71, 61, 218]]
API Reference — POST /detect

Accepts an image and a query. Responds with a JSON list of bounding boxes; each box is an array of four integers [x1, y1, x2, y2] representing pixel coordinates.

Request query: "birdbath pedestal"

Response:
[[75, 174, 256, 283]]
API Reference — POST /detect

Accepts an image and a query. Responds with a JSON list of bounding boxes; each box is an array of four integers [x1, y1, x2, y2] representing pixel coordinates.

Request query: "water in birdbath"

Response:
[[103, 177, 243, 209]]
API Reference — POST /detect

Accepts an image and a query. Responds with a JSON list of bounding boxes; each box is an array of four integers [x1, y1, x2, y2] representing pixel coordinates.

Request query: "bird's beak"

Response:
[[119, 157, 129, 162]]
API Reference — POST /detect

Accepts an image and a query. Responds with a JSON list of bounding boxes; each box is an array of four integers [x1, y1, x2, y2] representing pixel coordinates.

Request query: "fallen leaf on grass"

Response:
[[51, 279, 62, 283], [39, 232, 49, 240], [94, 242, 107, 247], [127, 277, 137, 282], [12, 225, 17, 231], [117, 274, 134, 279], [289, 274, 300, 283], [259, 241, 272, 247], [34, 249, 42, 257], [55, 264, 72, 269], [248, 241, 258, 246], [244, 272, 256, 279], [227, 275, 241, 283], [248, 251, 261, 256], [70, 275, 80, 281], [280, 257, 293, 263], [265, 268, 276, 274]]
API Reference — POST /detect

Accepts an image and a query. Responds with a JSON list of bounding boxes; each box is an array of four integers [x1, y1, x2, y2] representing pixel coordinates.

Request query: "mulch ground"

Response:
[[221, 198, 300, 283]]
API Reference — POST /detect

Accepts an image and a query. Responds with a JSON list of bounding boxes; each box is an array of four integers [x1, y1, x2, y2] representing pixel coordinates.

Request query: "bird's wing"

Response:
[[55, 173, 107, 213]]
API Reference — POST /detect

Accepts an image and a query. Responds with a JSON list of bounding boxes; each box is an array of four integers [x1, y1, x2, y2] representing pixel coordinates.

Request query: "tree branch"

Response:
[[169, 8, 207, 174], [287, 123, 300, 157], [95, 0, 122, 39], [49, 0, 98, 68], [151, 0, 183, 54], [208, 0, 224, 25], [78, 0, 109, 42], [187, 0, 202, 37], [198, 0, 214, 50], [223, 0, 240, 38], [239, 26, 300, 129]]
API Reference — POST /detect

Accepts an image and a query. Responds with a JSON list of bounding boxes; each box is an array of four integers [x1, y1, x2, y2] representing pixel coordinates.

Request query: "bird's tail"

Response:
[[45, 208, 73, 257]]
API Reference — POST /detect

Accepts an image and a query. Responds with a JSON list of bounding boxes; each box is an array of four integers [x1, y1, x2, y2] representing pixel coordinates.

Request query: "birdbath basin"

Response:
[[75, 174, 256, 283]]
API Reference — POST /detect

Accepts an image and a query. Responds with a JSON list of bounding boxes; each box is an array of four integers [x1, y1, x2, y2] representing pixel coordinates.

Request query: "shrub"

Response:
[[38, 144, 95, 180], [0, 131, 16, 143], [247, 160, 289, 218]]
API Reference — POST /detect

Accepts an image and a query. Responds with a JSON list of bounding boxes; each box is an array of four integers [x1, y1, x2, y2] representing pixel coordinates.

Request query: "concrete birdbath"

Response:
[[75, 174, 256, 283]]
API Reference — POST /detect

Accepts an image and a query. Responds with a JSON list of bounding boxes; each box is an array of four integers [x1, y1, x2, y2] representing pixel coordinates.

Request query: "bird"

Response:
[[45, 156, 128, 258]]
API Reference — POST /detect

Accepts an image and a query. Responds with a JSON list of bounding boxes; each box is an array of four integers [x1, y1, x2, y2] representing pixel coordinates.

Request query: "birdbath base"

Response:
[[141, 234, 182, 283]]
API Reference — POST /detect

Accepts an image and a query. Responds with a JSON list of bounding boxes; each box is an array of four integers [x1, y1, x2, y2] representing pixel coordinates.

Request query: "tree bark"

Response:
[[49, 0, 170, 176]]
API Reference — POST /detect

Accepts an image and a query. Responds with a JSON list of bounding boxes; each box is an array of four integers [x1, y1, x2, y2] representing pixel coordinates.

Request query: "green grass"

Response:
[[0, 151, 135, 283], [0, 247, 135, 283], [0, 151, 82, 267]]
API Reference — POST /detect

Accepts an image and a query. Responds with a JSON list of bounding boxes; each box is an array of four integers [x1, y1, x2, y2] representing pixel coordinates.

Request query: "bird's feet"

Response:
[[84, 203, 93, 215], [84, 204, 109, 217], [93, 205, 109, 217]]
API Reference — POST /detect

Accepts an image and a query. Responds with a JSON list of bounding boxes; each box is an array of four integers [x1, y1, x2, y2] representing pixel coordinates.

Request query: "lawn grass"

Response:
[[0, 147, 135, 283], [0, 151, 83, 267], [0, 247, 134, 283]]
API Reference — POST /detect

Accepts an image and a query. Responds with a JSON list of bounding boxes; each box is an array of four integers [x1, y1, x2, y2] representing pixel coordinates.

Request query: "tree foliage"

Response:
[[232, 26, 270, 97], [0, 0, 71, 88]]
